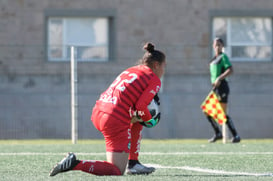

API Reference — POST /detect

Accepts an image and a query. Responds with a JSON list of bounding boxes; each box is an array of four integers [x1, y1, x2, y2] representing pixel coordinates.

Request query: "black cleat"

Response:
[[208, 133, 223, 143], [49, 152, 77, 176], [126, 163, 155, 175], [231, 135, 241, 143]]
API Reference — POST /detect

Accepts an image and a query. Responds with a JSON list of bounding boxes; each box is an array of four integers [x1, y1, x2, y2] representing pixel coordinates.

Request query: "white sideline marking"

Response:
[[142, 152, 273, 155], [146, 164, 273, 177], [0, 152, 273, 156], [0, 152, 104, 156]]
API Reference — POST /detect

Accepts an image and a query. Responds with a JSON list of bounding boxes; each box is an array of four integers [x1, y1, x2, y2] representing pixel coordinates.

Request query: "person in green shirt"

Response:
[[206, 37, 241, 143]]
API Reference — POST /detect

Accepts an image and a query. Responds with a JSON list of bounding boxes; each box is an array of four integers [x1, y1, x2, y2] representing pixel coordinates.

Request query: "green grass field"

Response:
[[0, 139, 273, 181]]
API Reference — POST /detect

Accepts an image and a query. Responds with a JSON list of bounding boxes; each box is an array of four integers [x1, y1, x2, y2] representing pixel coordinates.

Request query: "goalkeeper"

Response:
[[50, 42, 166, 176]]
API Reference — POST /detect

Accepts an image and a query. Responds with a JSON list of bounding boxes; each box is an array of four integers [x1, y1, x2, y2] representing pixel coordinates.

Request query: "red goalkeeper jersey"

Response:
[[94, 65, 161, 123]]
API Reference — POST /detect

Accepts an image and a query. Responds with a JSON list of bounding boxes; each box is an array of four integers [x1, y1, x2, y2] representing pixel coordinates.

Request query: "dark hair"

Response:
[[139, 42, 165, 67], [214, 37, 224, 46]]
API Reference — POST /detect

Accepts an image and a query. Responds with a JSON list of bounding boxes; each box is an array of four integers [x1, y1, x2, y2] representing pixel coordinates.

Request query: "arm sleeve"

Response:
[[135, 76, 161, 122], [222, 54, 232, 69]]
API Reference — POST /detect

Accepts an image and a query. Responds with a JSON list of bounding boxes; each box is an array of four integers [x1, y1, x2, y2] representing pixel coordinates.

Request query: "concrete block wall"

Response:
[[0, 0, 273, 139], [1, 73, 272, 139]]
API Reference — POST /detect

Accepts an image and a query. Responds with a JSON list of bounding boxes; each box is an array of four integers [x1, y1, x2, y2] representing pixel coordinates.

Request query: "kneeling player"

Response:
[[49, 42, 166, 176]]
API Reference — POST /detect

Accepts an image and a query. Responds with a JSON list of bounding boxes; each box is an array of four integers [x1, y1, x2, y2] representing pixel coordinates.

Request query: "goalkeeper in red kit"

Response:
[[49, 42, 166, 176]]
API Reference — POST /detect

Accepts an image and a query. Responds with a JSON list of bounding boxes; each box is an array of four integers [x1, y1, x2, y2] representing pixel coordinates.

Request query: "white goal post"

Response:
[[71, 46, 78, 144]]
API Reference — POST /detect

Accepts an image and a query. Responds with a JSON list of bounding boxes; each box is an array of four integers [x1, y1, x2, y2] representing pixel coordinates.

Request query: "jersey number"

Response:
[[110, 71, 138, 91]]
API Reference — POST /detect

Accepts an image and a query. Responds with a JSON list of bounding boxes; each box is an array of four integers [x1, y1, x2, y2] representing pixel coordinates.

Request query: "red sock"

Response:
[[129, 123, 143, 160], [73, 160, 121, 176]]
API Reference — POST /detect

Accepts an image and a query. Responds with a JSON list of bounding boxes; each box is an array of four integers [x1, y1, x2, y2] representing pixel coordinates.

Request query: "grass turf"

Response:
[[0, 139, 273, 181]]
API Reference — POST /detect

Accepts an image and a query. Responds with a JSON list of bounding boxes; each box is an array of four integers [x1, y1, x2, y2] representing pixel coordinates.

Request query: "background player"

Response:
[[49, 42, 166, 176], [205, 37, 241, 143]]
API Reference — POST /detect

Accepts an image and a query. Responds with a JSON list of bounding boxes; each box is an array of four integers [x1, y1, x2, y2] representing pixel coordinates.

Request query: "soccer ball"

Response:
[[148, 98, 160, 118]]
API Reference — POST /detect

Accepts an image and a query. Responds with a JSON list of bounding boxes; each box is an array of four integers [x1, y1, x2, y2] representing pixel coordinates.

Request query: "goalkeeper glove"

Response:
[[140, 113, 161, 128]]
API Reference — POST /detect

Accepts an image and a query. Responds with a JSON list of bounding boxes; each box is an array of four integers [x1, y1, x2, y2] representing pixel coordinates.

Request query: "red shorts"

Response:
[[91, 106, 131, 153]]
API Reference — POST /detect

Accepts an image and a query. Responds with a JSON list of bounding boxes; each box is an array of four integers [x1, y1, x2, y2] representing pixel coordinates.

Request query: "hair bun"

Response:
[[143, 42, 155, 53], [214, 37, 224, 45]]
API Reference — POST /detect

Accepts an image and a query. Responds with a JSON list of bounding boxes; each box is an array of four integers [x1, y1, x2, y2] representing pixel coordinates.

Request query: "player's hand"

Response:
[[131, 116, 142, 124], [140, 113, 160, 128], [212, 77, 221, 89]]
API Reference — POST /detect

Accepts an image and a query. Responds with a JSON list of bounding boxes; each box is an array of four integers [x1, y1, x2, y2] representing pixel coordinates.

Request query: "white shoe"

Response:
[[49, 152, 77, 176], [126, 163, 155, 175]]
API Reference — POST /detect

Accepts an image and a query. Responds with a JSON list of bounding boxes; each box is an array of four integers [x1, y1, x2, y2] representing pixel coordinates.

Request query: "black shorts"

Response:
[[214, 80, 229, 103]]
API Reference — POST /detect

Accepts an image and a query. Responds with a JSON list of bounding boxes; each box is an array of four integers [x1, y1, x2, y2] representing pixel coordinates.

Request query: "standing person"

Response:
[[49, 42, 166, 176], [205, 37, 241, 143]]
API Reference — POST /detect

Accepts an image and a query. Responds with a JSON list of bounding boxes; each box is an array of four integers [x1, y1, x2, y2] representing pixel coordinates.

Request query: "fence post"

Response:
[[71, 46, 78, 144]]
